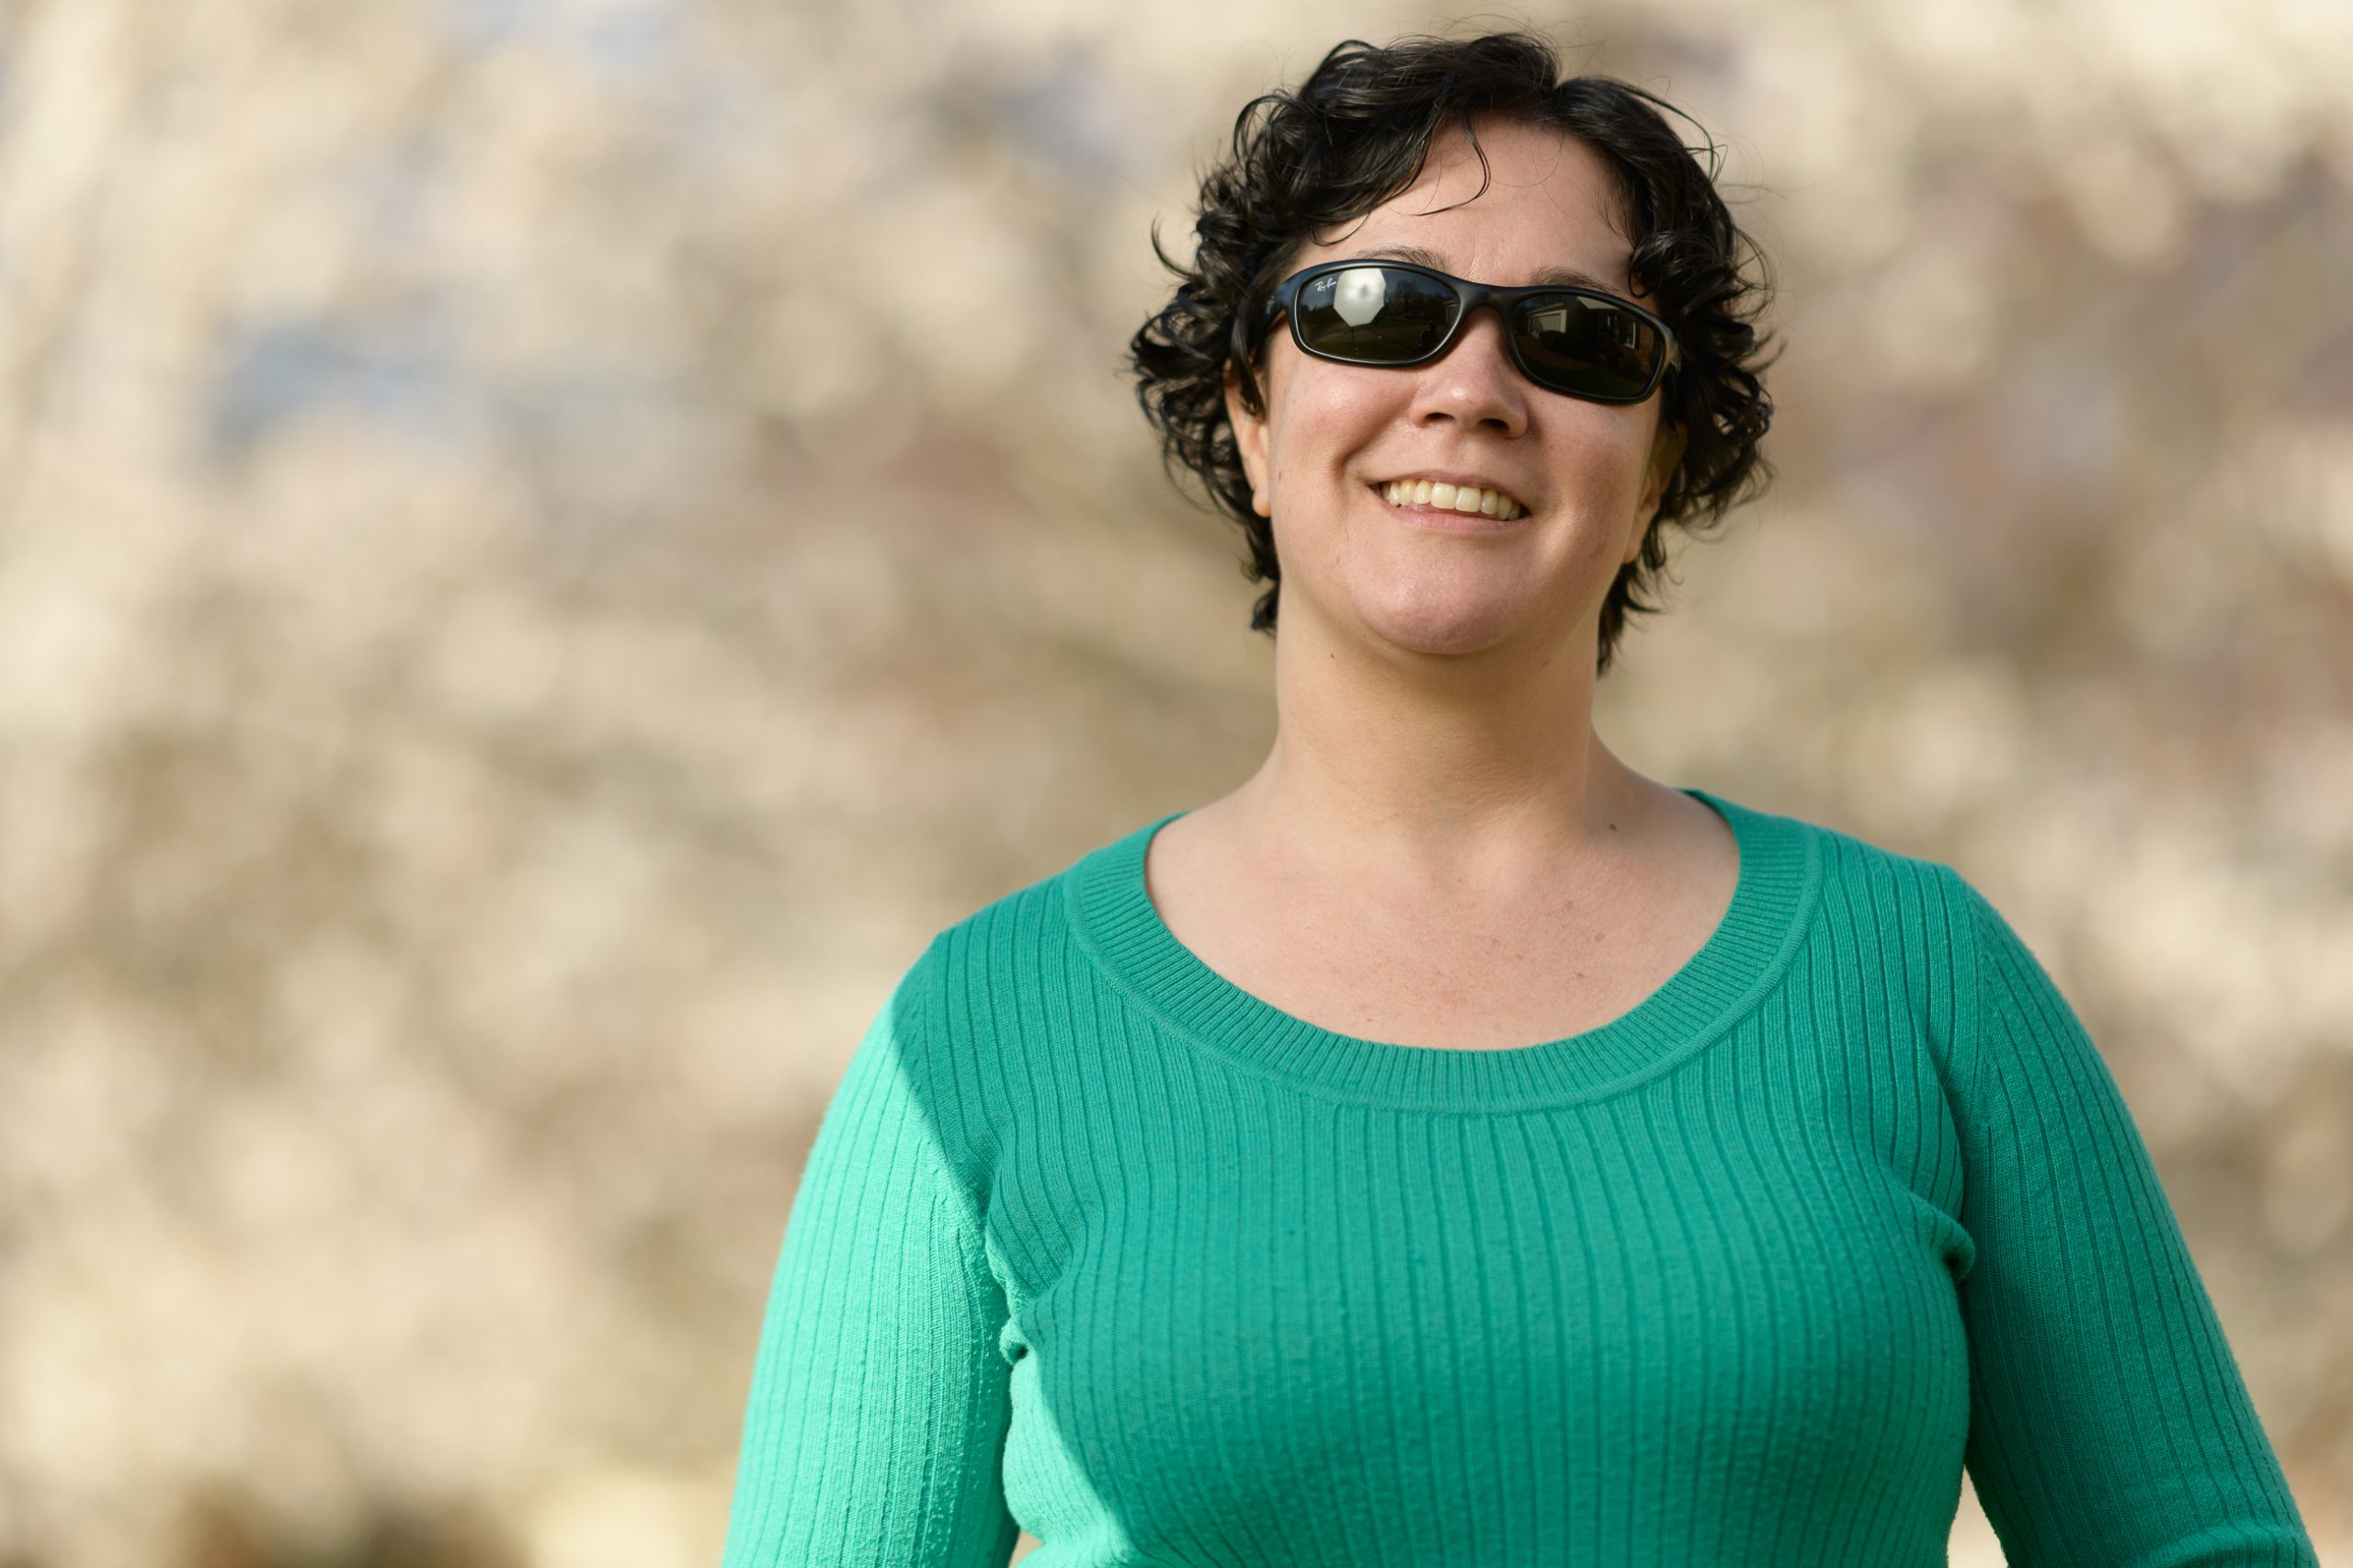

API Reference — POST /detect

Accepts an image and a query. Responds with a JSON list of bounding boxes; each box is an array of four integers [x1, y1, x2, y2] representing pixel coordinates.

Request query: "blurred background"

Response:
[[0, 0, 2347, 1562]]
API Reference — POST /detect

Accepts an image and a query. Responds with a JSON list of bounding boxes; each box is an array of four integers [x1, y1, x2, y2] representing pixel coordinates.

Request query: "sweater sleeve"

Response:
[[718, 941, 1020, 1568], [1944, 870, 2319, 1565]]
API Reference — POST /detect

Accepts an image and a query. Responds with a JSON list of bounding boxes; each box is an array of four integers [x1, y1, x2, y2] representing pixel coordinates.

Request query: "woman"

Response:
[[720, 33, 2321, 1567]]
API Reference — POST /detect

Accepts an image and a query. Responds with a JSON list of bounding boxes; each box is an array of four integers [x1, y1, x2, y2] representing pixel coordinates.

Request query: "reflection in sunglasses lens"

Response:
[[1519, 295, 1655, 399], [1332, 267, 1387, 325], [1299, 267, 1456, 361]]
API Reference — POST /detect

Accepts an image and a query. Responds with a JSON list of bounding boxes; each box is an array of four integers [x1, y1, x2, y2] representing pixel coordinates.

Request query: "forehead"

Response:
[[1311, 116, 1635, 296]]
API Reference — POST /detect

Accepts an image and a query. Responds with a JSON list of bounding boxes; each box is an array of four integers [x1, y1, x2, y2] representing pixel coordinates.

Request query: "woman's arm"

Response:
[[1943, 869, 2319, 1565], [718, 942, 1020, 1568]]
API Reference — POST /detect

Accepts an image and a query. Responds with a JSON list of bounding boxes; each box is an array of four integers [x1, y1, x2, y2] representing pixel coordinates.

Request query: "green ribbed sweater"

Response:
[[719, 788, 2318, 1566]]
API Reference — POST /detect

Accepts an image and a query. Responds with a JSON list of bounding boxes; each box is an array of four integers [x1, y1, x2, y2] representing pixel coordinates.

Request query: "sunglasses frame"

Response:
[[1254, 258, 1683, 406]]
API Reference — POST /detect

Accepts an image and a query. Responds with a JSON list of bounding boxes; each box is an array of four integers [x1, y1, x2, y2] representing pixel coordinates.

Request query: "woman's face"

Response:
[[1225, 114, 1687, 665]]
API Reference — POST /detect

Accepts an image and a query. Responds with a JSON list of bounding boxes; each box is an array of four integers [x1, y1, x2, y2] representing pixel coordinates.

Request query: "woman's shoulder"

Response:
[[1696, 789, 2004, 987], [1701, 787, 1968, 900], [920, 815, 1143, 967]]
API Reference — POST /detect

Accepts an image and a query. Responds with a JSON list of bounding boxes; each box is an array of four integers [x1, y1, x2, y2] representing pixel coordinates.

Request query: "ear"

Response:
[[1223, 362, 1273, 519], [1626, 419, 1688, 561]]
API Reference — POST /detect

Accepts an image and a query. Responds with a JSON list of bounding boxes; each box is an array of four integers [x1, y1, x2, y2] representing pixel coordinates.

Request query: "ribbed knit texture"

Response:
[[718, 788, 2320, 1567]]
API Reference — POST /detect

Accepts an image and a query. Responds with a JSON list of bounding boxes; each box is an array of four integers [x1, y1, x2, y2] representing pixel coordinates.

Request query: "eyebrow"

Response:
[[1338, 244, 1630, 299]]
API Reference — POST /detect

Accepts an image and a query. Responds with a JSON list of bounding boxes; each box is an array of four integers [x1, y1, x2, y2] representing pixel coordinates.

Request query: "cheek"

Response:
[[1262, 365, 1392, 477], [1550, 413, 1659, 508]]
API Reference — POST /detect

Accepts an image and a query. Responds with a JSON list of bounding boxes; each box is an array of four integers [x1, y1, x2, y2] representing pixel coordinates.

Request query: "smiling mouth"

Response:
[[1368, 480, 1529, 521]]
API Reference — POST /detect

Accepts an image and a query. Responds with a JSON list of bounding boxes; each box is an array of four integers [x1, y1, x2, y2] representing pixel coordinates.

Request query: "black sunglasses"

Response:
[[1255, 258, 1682, 405]]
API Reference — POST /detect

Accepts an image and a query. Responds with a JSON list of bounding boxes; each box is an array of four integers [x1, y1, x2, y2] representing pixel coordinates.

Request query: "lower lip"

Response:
[[1370, 485, 1528, 531]]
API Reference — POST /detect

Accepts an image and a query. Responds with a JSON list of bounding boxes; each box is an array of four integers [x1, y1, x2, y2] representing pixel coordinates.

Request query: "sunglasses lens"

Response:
[[1293, 266, 1460, 362], [1514, 295, 1665, 400]]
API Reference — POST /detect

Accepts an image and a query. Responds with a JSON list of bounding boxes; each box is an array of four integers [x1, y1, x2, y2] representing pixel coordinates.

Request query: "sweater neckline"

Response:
[[1063, 787, 1821, 1111]]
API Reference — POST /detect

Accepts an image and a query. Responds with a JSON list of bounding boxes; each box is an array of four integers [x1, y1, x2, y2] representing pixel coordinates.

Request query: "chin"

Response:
[[1352, 590, 1539, 658]]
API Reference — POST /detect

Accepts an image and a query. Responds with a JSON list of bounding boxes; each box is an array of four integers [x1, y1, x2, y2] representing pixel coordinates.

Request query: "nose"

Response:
[[1409, 303, 1529, 436]]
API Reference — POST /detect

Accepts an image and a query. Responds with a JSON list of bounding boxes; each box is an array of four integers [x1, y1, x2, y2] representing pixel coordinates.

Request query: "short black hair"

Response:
[[1126, 30, 1779, 675]]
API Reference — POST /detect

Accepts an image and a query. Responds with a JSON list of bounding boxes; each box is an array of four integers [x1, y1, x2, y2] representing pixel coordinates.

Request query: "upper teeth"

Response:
[[1381, 479, 1526, 519]]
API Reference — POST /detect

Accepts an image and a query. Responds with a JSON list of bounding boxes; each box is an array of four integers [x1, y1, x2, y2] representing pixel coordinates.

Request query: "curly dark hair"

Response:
[[1126, 30, 1779, 676]]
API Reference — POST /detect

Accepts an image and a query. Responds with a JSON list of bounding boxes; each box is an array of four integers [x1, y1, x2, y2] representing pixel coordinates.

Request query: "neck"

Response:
[[1225, 597, 1660, 892]]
